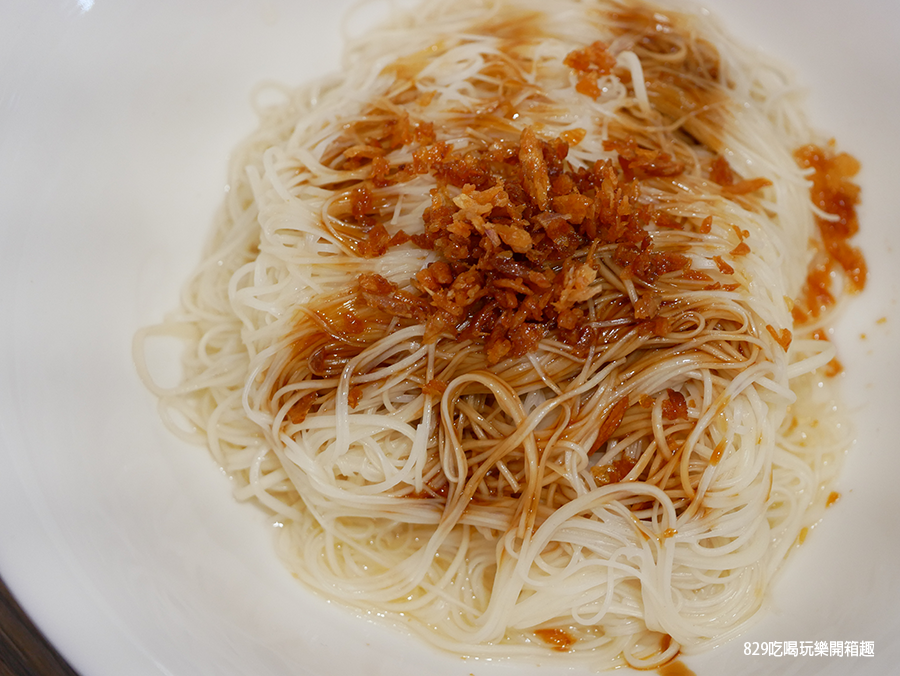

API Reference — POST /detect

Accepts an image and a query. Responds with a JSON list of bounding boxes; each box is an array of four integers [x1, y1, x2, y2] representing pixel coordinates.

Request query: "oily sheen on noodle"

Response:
[[135, 0, 865, 669]]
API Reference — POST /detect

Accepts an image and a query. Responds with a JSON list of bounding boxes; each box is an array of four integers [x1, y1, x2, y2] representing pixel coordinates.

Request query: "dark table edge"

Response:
[[0, 575, 81, 676]]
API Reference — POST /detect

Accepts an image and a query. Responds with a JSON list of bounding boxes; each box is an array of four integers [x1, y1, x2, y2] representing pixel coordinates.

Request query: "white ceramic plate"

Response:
[[1, 1, 897, 674]]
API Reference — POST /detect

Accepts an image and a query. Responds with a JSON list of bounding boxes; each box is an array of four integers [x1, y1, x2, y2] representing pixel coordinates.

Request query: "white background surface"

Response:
[[0, 1, 897, 675]]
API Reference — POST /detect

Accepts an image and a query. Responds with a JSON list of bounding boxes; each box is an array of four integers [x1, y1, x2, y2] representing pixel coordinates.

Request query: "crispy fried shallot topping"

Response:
[[351, 121, 702, 362], [793, 143, 866, 321], [564, 40, 618, 99]]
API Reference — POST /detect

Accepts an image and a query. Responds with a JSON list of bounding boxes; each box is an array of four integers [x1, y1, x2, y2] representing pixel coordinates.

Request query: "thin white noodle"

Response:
[[134, 0, 860, 670]]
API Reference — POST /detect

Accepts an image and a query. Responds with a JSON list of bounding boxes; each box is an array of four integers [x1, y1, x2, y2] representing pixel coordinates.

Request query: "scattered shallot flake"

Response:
[[709, 156, 735, 185], [722, 177, 772, 195], [730, 241, 751, 256], [712, 255, 734, 274], [634, 293, 660, 319], [560, 128, 587, 146], [765, 325, 792, 351], [422, 379, 448, 397], [575, 73, 603, 99], [554, 262, 599, 310], [552, 193, 593, 224], [344, 144, 384, 159], [662, 389, 687, 420], [590, 398, 629, 454], [564, 41, 617, 74], [288, 392, 317, 424], [519, 127, 551, 210], [681, 269, 713, 282]]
